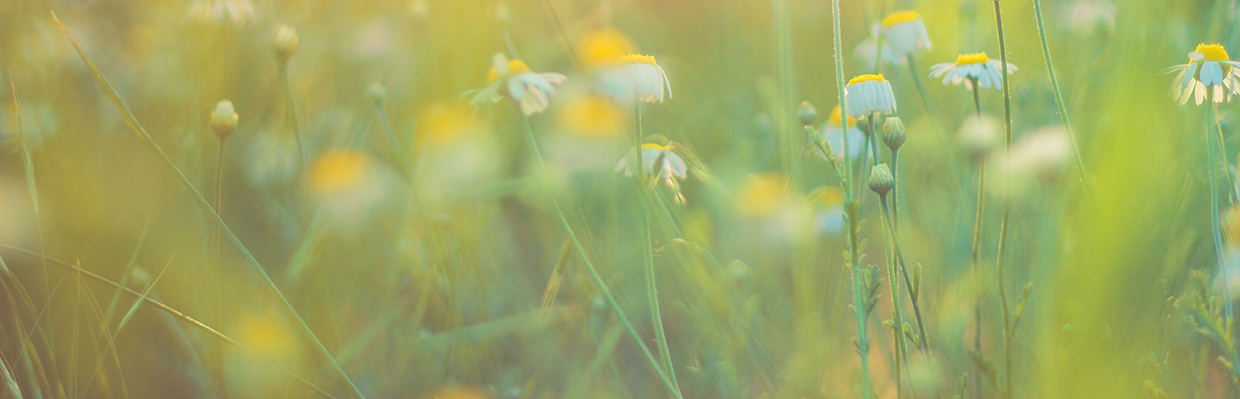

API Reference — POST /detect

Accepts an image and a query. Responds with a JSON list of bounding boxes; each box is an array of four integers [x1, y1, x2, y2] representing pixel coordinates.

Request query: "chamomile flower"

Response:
[[1168, 44, 1240, 105], [818, 105, 866, 161], [466, 53, 567, 115], [615, 142, 688, 185], [854, 25, 903, 67], [843, 74, 897, 119], [809, 186, 846, 235], [579, 29, 638, 69], [929, 52, 1018, 90], [598, 54, 673, 103], [189, 0, 257, 29], [880, 10, 932, 57]]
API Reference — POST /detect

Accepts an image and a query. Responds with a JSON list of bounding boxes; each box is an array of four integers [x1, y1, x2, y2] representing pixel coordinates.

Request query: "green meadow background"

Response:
[[0, 0, 1231, 398]]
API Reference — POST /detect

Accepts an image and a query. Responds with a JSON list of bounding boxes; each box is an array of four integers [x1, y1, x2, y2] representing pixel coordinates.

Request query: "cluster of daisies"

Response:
[[462, 30, 687, 186]]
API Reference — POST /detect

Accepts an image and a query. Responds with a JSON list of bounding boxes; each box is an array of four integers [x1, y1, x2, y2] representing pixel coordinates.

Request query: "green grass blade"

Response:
[[51, 13, 366, 399]]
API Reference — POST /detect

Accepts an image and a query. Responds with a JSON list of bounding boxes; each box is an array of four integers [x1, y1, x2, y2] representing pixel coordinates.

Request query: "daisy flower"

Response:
[[844, 74, 897, 119], [809, 186, 846, 236], [855, 25, 903, 67], [579, 29, 638, 69], [1168, 44, 1240, 105], [929, 52, 1018, 90], [819, 105, 867, 161], [466, 53, 568, 115], [881, 10, 932, 57], [615, 142, 687, 186], [189, 0, 257, 29], [599, 54, 673, 103]]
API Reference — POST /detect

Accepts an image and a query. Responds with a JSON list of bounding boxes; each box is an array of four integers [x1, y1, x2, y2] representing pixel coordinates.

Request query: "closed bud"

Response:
[[368, 83, 388, 104], [797, 101, 818, 126], [882, 117, 906, 149], [274, 24, 300, 61], [495, 2, 511, 23], [211, 100, 239, 140], [868, 163, 894, 196]]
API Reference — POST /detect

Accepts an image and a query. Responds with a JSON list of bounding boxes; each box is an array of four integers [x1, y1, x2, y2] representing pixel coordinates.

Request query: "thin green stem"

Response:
[[1209, 104, 1240, 382], [633, 104, 681, 393], [281, 60, 305, 172], [830, 0, 871, 395], [879, 196, 930, 354], [992, 2, 1015, 397], [1031, 0, 1088, 188], [879, 191, 907, 398], [54, 15, 365, 398], [212, 136, 230, 399], [969, 80, 985, 399], [519, 116, 684, 399]]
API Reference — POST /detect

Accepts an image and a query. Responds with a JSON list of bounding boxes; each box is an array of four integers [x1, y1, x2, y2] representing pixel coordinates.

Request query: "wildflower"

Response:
[[578, 29, 637, 69], [880, 10, 932, 57], [556, 94, 627, 138], [797, 101, 818, 126], [189, 0, 257, 28], [1008, 126, 1072, 180], [1168, 44, 1240, 105], [960, 114, 1001, 159], [868, 163, 894, 196], [615, 142, 687, 185], [818, 105, 866, 161], [882, 117, 907, 150], [855, 25, 903, 67], [929, 52, 1018, 90], [242, 132, 299, 186], [211, 100, 238, 140], [844, 74, 897, 119], [466, 53, 567, 115], [598, 54, 673, 103], [414, 103, 502, 204], [809, 186, 846, 235], [308, 150, 373, 195], [273, 24, 299, 61]]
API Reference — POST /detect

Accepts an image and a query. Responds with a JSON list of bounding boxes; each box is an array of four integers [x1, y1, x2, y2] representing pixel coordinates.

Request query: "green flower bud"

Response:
[[868, 163, 894, 196], [274, 24, 300, 61], [797, 101, 818, 126], [882, 116, 906, 150], [211, 100, 238, 140], [368, 83, 388, 103]]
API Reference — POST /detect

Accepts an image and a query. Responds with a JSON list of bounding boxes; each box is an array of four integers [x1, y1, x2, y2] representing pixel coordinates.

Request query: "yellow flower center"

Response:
[[557, 95, 626, 138], [642, 143, 671, 151], [417, 104, 480, 146], [881, 10, 921, 27], [955, 52, 990, 65], [308, 150, 371, 194], [488, 59, 532, 82], [580, 29, 637, 68], [620, 54, 659, 66], [827, 105, 857, 126], [1196, 43, 1230, 62], [847, 74, 886, 85]]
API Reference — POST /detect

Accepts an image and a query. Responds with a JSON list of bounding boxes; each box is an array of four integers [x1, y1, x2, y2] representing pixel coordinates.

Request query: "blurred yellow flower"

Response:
[[556, 94, 627, 138], [737, 173, 789, 218], [236, 311, 296, 357], [579, 28, 637, 68], [308, 150, 372, 195], [422, 385, 490, 399], [417, 103, 480, 146]]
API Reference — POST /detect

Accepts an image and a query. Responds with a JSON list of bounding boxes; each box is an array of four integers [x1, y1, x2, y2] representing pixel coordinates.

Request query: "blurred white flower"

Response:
[[189, 0, 257, 29], [881, 10, 932, 57], [818, 105, 867, 161], [1063, 1, 1116, 33], [242, 132, 300, 187], [467, 53, 567, 115], [809, 186, 846, 236], [959, 114, 1001, 158], [306, 149, 396, 225], [615, 143, 687, 186]]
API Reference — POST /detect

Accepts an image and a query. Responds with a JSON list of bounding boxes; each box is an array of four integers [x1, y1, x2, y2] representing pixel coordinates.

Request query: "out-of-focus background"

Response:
[[0, 0, 1232, 398]]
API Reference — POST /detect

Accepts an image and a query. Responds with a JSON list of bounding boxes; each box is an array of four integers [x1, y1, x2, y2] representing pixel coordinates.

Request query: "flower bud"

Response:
[[368, 83, 388, 104], [495, 2, 511, 23], [797, 101, 818, 126], [274, 24, 299, 61], [211, 100, 239, 140], [882, 117, 906, 150], [492, 52, 510, 78], [868, 163, 894, 196]]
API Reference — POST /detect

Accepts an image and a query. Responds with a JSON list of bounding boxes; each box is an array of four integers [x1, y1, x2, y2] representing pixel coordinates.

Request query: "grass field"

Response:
[[0, 0, 1233, 398]]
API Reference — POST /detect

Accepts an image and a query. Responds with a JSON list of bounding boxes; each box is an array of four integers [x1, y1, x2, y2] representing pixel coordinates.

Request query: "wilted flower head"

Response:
[[615, 142, 688, 186], [880, 10, 932, 57], [598, 54, 673, 104], [466, 53, 567, 115], [189, 0, 257, 29], [844, 74, 897, 119], [1168, 44, 1240, 105], [929, 52, 1018, 90]]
